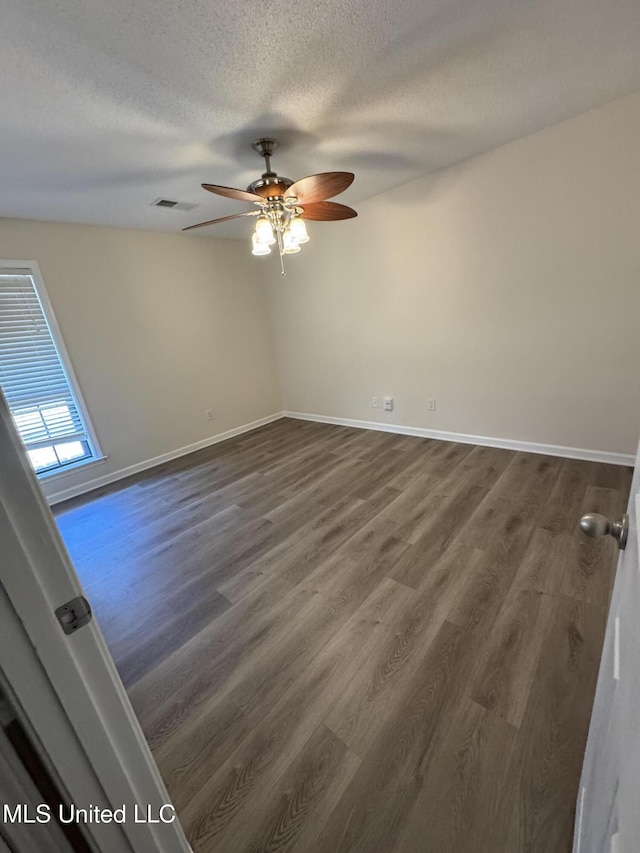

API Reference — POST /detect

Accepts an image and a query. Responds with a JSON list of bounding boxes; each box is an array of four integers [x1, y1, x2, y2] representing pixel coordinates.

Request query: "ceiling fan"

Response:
[[184, 138, 357, 274]]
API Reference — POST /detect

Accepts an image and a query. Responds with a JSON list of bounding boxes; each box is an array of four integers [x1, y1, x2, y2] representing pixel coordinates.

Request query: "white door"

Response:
[[574, 440, 640, 852], [0, 390, 191, 853]]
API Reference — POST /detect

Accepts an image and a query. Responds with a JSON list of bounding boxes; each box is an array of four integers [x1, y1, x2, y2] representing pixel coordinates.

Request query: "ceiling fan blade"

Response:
[[299, 201, 358, 221], [201, 183, 262, 203], [285, 172, 354, 204], [182, 211, 260, 231]]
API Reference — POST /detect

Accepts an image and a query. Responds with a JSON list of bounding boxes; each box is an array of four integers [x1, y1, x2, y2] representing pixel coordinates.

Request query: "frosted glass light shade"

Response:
[[283, 229, 301, 254], [251, 234, 271, 255], [254, 216, 276, 245], [289, 216, 309, 243]]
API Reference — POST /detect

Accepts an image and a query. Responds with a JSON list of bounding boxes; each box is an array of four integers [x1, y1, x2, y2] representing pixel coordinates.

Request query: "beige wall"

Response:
[[0, 220, 281, 499], [267, 92, 640, 456]]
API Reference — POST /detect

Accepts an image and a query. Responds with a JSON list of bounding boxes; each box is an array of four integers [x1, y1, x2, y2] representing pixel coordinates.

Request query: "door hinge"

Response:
[[55, 596, 93, 635]]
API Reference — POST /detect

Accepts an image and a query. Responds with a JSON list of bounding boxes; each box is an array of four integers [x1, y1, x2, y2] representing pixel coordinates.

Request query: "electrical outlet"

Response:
[[383, 396, 393, 412], [372, 396, 379, 408], [206, 409, 214, 421], [427, 399, 437, 412]]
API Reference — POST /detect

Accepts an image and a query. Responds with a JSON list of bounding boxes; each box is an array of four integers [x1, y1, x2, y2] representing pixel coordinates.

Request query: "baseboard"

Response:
[[284, 411, 635, 467], [46, 408, 634, 505], [46, 412, 286, 505]]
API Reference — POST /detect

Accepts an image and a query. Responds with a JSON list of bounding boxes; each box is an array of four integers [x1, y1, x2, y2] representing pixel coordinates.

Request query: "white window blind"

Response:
[[0, 268, 99, 475]]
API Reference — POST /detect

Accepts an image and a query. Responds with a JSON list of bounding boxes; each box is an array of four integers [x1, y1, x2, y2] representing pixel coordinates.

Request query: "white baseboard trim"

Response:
[[283, 411, 635, 467], [47, 412, 286, 505], [47, 408, 633, 505]]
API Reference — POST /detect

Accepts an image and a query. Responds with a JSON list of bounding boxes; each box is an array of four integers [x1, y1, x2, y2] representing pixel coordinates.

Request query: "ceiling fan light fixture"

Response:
[[289, 216, 309, 244], [254, 216, 275, 245]]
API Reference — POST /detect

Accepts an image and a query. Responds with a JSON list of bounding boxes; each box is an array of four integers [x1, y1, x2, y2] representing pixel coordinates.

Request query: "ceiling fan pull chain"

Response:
[[276, 228, 286, 275]]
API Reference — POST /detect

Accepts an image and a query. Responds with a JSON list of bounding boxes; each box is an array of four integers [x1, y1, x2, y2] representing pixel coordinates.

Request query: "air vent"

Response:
[[151, 198, 198, 211]]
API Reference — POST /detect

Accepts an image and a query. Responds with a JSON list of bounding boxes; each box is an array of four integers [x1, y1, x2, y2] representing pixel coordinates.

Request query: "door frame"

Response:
[[0, 390, 191, 853], [0, 675, 73, 853]]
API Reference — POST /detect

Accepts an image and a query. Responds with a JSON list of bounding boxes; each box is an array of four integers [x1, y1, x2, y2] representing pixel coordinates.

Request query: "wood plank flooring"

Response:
[[53, 418, 633, 853]]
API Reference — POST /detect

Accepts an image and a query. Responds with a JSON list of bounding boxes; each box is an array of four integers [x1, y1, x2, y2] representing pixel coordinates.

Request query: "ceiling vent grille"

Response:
[[151, 198, 198, 211]]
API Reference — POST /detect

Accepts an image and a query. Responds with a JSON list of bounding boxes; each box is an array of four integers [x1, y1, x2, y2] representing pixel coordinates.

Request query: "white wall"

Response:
[[0, 220, 281, 500], [266, 92, 640, 456]]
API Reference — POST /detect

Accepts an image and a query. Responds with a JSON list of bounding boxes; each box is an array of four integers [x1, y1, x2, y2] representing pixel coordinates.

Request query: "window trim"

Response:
[[0, 260, 105, 478]]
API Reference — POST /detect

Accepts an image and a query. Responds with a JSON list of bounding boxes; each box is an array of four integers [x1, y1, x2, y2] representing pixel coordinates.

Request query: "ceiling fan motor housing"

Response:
[[248, 137, 295, 198], [247, 174, 294, 198]]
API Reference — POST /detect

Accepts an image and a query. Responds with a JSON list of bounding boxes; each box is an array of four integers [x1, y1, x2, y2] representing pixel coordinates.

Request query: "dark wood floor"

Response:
[[54, 418, 633, 853]]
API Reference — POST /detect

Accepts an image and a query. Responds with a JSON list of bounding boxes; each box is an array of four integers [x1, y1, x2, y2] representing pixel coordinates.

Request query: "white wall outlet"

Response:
[[383, 396, 393, 412], [427, 398, 437, 412], [372, 396, 379, 408], [206, 409, 214, 421]]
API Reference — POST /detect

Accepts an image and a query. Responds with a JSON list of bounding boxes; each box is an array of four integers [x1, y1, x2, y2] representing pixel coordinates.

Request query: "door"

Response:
[[0, 389, 191, 853], [573, 439, 640, 852]]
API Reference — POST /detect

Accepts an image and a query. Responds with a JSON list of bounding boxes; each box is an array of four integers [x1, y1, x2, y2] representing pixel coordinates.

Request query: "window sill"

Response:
[[36, 455, 108, 482]]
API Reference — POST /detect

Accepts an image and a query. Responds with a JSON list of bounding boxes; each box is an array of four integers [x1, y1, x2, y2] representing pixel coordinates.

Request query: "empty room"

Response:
[[1, 1, 640, 852]]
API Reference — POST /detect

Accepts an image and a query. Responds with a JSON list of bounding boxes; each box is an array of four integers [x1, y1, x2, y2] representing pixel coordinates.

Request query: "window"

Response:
[[0, 263, 102, 477]]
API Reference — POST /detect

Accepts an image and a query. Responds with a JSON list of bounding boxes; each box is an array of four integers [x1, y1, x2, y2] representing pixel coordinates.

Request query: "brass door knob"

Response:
[[579, 513, 629, 550]]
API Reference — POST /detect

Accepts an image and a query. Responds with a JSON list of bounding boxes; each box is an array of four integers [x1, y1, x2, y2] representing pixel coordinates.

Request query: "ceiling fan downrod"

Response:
[[251, 137, 278, 176]]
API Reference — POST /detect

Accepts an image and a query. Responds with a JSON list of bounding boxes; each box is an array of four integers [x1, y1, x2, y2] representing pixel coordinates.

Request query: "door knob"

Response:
[[579, 513, 629, 550]]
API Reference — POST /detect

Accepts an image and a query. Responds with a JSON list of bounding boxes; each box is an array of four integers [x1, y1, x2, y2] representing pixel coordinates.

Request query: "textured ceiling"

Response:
[[2, 0, 640, 238]]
